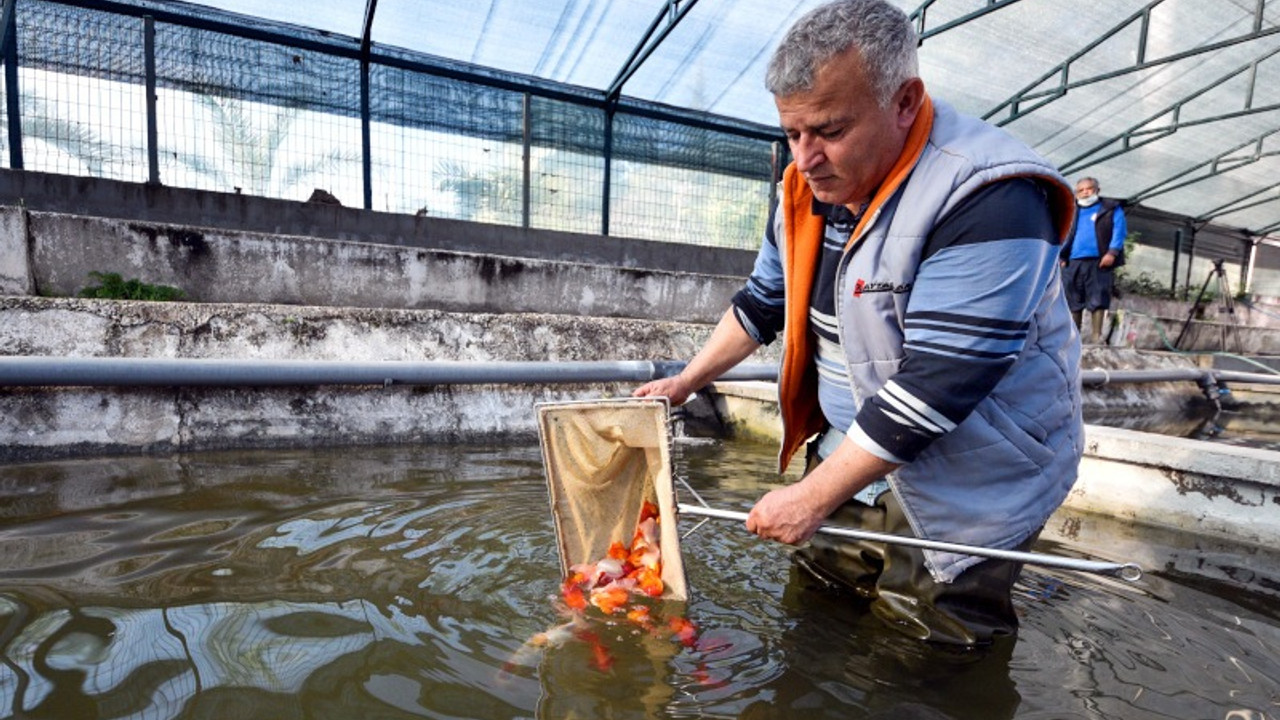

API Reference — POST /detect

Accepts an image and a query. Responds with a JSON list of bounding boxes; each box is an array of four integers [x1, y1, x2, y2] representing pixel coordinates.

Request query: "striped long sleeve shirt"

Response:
[[732, 177, 1058, 464]]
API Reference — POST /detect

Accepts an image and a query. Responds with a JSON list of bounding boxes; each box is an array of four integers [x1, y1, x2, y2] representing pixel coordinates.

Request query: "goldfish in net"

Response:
[[506, 499, 700, 674]]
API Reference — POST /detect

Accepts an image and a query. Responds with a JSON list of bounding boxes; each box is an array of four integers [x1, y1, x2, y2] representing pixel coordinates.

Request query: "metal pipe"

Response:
[[1081, 368, 1207, 385], [1212, 369, 1280, 384], [1083, 367, 1280, 386], [7, 358, 1279, 390], [0, 356, 777, 387], [677, 504, 1144, 582]]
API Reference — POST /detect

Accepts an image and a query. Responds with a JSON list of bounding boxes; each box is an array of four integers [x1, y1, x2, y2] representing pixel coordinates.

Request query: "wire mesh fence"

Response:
[[153, 20, 364, 202], [9, 1, 147, 182], [527, 96, 604, 235], [1, 0, 776, 250]]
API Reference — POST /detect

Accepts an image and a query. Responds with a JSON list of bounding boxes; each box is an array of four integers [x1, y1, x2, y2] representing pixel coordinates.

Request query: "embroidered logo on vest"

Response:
[[852, 279, 913, 298]]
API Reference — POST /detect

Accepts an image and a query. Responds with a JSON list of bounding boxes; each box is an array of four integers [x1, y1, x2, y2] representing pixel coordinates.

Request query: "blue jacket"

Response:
[[1061, 198, 1127, 266]]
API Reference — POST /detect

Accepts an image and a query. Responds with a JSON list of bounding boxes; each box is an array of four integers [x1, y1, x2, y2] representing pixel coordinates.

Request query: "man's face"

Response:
[[1075, 181, 1099, 202], [775, 48, 921, 212]]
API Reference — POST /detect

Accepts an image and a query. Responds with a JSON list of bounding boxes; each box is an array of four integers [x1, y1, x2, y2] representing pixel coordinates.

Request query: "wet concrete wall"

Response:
[[2, 167, 1275, 463], [1069, 425, 1280, 548], [0, 206, 743, 324], [0, 173, 773, 460], [705, 376, 1280, 549], [0, 169, 758, 276], [0, 297, 775, 460]]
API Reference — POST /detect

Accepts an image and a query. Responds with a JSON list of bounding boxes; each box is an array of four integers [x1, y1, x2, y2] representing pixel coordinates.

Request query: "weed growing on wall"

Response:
[[79, 272, 185, 302]]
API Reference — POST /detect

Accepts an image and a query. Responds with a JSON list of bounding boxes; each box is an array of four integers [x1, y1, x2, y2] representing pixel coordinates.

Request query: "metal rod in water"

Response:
[[677, 504, 1144, 582]]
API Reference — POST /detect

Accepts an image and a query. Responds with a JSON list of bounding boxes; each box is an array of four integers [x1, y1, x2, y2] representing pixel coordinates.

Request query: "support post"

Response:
[[359, 0, 377, 211], [768, 140, 785, 211], [144, 15, 159, 184], [1183, 228, 1197, 300], [521, 93, 531, 229], [602, 104, 614, 236], [2, 0, 22, 170], [360, 58, 372, 210], [1242, 238, 1256, 296]]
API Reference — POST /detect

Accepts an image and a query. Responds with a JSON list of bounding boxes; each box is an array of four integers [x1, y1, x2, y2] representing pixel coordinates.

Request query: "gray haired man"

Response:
[[637, 0, 1083, 645]]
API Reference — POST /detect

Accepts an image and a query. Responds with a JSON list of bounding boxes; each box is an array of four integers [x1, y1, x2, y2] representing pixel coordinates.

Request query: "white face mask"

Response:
[[1077, 193, 1100, 208]]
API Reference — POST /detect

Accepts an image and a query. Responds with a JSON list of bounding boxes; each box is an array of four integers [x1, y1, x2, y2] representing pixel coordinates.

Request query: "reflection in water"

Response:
[[0, 441, 1277, 719], [1085, 400, 1280, 451], [1083, 405, 1216, 439]]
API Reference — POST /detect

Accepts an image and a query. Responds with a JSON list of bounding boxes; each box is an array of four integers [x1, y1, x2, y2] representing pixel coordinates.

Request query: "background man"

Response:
[[635, 0, 1083, 646], [1061, 177, 1128, 344]]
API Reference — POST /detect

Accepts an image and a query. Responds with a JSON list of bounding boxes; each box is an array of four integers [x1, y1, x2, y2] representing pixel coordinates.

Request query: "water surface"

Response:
[[0, 440, 1276, 719]]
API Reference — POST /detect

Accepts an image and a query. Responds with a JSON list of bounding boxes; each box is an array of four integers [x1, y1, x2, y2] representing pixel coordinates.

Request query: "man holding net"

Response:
[[634, 0, 1082, 646]]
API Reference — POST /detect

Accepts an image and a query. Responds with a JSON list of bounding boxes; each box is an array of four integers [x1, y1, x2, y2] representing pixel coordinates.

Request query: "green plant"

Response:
[[1112, 231, 1178, 299], [1114, 270, 1171, 299], [78, 272, 185, 301]]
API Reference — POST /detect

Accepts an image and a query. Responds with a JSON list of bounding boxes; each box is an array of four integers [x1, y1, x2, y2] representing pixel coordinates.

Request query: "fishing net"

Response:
[[536, 398, 688, 601]]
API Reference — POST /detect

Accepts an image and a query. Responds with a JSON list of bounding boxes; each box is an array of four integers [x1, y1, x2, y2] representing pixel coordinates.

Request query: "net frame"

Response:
[[535, 397, 688, 601]]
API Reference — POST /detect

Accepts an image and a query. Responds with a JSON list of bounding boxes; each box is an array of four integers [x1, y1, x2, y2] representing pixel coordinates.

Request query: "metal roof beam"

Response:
[[908, 0, 1026, 43], [1061, 46, 1280, 175], [606, 0, 1029, 106], [984, 0, 1279, 127], [1195, 182, 1280, 222], [360, 0, 377, 55], [606, 0, 701, 103], [1253, 215, 1280, 236], [1127, 128, 1280, 204]]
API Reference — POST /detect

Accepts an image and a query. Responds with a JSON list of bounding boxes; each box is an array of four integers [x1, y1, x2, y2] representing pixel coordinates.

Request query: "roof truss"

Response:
[[1061, 45, 1280, 175], [984, 0, 1279, 127], [909, 0, 1026, 43], [1126, 128, 1280, 204], [1193, 181, 1280, 225], [606, 0, 701, 103]]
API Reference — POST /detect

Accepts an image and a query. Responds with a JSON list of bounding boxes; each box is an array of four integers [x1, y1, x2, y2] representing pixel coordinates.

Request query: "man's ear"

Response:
[[894, 77, 925, 130]]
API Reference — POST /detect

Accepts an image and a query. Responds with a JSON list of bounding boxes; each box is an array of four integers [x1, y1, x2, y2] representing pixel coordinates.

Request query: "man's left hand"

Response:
[[1099, 253, 1116, 269], [745, 482, 827, 545], [746, 436, 900, 545]]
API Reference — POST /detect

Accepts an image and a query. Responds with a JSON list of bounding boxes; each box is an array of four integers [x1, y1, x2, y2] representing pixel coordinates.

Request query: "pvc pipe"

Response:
[[1082, 367, 1280, 386], [1211, 369, 1280, 384], [0, 356, 777, 387], [6, 357, 1276, 393], [1081, 368, 1205, 385], [678, 504, 1144, 582]]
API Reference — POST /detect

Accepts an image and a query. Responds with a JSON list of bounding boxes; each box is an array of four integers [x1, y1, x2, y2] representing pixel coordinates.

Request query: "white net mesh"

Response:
[[536, 398, 688, 601]]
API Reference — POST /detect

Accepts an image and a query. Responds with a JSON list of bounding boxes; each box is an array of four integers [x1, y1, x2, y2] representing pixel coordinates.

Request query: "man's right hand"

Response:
[[631, 307, 762, 408], [633, 375, 694, 406]]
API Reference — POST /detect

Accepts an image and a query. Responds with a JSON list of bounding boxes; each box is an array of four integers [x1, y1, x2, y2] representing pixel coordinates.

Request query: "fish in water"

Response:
[[505, 499, 700, 674]]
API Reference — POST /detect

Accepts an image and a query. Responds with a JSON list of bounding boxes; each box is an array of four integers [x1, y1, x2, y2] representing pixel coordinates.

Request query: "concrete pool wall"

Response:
[[7, 286, 1274, 556], [0, 296, 781, 460], [3, 177, 1278, 550], [705, 381, 1280, 551], [0, 205, 743, 325], [0, 182, 776, 460]]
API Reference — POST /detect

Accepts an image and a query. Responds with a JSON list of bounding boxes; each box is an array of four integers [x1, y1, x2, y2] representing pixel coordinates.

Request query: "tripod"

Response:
[[1174, 259, 1240, 352]]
